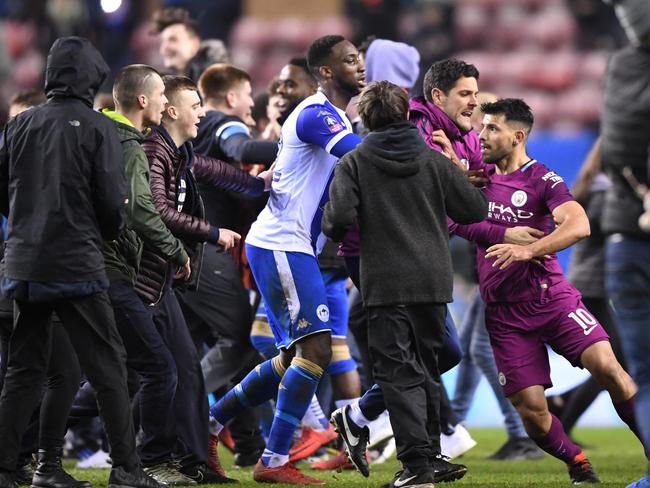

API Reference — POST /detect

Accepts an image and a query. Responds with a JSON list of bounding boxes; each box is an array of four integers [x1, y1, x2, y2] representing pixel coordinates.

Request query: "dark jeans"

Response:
[[176, 245, 264, 456], [606, 235, 650, 454], [109, 281, 179, 465], [0, 291, 137, 471], [368, 303, 446, 471], [152, 288, 209, 464]]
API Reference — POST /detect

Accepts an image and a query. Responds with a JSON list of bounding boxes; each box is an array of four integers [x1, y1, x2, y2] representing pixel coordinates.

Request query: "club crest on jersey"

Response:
[[316, 304, 330, 322], [324, 115, 342, 133], [511, 190, 528, 207]]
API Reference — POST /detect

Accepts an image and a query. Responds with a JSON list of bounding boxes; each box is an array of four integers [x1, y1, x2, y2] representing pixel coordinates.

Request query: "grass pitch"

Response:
[[67, 427, 647, 487]]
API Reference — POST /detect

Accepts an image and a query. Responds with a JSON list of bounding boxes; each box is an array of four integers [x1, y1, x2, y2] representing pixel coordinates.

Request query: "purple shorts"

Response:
[[485, 292, 609, 397]]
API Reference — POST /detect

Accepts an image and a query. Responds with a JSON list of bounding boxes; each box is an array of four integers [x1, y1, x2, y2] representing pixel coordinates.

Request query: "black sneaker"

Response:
[[107, 466, 166, 488], [330, 405, 370, 478], [233, 450, 263, 468], [431, 454, 467, 482], [487, 437, 545, 461], [176, 463, 238, 484], [568, 455, 600, 485], [381, 468, 435, 488]]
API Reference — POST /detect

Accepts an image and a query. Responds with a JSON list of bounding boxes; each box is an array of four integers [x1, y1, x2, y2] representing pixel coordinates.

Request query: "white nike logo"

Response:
[[583, 325, 598, 336], [394, 475, 417, 487], [342, 411, 359, 447]]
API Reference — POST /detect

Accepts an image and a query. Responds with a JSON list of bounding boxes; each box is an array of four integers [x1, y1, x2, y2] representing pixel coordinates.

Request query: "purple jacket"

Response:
[[408, 96, 486, 171]]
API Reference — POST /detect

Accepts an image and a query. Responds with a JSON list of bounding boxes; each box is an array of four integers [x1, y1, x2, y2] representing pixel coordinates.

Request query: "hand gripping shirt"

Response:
[[450, 160, 577, 304], [247, 91, 360, 255]]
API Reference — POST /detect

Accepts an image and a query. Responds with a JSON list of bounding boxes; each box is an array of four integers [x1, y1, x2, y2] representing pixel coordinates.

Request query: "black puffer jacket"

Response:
[[0, 37, 126, 283], [601, 45, 650, 238], [136, 126, 265, 305]]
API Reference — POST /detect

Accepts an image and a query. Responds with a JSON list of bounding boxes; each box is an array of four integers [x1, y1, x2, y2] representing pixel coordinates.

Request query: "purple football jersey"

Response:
[[453, 160, 577, 303]]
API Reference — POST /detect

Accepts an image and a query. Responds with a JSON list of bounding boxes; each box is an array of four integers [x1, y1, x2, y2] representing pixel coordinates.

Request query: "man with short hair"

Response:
[[208, 35, 365, 485], [101, 63, 196, 485], [452, 98, 647, 485], [139, 74, 270, 485], [179, 61, 278, 468], [322, 79, 487, 488], [0, 36, 159, 488], [152, 7, 229, 82]]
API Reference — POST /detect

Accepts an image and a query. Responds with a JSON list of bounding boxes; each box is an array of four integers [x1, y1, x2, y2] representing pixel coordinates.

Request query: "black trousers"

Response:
[[152, 288, 209, 464], [109, 282, 179, 465], [176, 245, 264, 456], [0, 291, 137, 471], [367, 303, 446, 472]]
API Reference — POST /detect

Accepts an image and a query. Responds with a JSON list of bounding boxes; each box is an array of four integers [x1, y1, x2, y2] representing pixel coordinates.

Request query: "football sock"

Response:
[[262, 357, 323, 467], [531, 414, 582, 464], [210, 356, 286, 426], [614, 395, 649, 458], [302, 395, 329, 431]]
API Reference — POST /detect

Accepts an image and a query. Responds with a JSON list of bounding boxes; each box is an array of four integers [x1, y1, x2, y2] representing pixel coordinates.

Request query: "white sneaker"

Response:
[[367, 410, 394, 450], [440, 424, 477, 459], [371, 437, 396, 464], [75, 448, 112, 469]]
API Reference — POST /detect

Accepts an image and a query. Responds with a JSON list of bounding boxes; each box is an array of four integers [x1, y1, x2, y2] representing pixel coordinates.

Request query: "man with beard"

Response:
[[451, 98, 647, 485], [208, 35, 365, 485]]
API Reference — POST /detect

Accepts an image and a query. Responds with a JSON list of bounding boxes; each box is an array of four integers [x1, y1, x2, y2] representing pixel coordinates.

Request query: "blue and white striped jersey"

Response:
[[247, 91, 360, 256]]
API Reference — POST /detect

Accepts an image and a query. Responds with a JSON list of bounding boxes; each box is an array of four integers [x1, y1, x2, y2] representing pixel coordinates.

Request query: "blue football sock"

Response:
[[210, 356, 285, 425], [262, 357, 324, 465]]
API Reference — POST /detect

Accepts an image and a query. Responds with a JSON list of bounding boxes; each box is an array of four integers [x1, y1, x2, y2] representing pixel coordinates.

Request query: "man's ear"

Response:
[[166, 105, 178, 120], [137, 94, 147, 110], [225, 90, 237, 109], [318, 65, 332, 81], [513, 128, 526, 146], [431, 88, 444, 107]]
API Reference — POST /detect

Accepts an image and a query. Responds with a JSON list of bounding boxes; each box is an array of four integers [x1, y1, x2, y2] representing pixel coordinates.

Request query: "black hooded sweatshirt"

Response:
[[322, 121, 487, 306], [0, 37, 126, 288]]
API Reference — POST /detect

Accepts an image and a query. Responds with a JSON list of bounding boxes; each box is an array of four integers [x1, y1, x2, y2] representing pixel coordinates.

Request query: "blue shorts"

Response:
[[246, 243, 331, 349], [321, 269, 349, 339]]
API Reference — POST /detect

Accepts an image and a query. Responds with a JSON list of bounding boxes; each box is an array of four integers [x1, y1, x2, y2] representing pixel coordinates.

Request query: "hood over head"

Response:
[[360, 120, 425, 177], [365, 39, 420, 89], [44, 37, 110, 106]]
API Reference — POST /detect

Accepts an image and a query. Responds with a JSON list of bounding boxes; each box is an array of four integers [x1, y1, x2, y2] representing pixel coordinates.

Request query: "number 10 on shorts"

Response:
[[568, 308, 598, 336]]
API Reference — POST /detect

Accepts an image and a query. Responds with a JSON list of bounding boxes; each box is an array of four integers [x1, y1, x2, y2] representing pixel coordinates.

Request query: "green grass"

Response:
[[67, 428, 647, 487]]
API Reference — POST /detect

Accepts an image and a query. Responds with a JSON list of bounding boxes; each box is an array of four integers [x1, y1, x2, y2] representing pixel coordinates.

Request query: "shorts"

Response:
[[321, 268, 349, 339], [246, 243, 331, 349], [485, 292, 609, 397]]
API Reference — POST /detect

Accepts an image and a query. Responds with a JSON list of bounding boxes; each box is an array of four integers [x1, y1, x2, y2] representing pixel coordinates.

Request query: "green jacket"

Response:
[[102, 110, 188, 284]]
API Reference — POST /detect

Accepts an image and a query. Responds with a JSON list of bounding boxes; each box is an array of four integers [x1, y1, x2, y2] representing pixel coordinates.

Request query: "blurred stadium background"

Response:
[[0, 0, 626, 427]]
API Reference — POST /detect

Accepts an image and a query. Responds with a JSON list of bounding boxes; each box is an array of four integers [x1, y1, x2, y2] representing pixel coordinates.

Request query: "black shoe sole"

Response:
[[433, 466, 468, 483]]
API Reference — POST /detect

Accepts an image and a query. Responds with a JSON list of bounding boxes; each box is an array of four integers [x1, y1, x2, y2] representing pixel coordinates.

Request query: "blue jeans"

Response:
[[451, 291, 527, 439], [606, 235, 650, 456]]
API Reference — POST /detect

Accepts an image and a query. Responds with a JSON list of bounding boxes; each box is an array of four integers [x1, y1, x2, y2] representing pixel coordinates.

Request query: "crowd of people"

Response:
[[0, 2, 648, 488]]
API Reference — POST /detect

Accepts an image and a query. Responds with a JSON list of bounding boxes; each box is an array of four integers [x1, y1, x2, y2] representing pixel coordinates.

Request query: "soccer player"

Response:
[[450, 98, 647, 484], [208, 35, 364, 485]]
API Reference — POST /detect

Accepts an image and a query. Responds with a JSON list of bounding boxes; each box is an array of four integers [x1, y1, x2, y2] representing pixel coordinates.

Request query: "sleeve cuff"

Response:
[[208, 226, 220, 244]]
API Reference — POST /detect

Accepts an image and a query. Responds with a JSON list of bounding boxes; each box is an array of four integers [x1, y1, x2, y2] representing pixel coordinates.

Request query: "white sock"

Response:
[[209, 416, 223, 436], [347, 401, 372, 428], [301, 395, 329, 431], [334, 397, 359, 410], [261, 449, 289, 468]]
